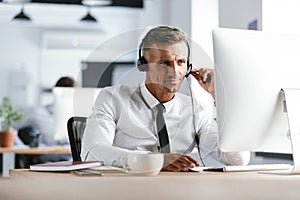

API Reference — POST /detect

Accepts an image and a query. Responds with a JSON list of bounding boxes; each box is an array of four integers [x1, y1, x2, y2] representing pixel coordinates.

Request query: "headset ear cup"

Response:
[[185, 62, 192, 77], [137, 56, 148, 72]]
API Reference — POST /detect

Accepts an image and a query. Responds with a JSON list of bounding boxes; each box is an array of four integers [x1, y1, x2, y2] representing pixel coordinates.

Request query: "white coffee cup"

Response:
[[127, 153, 164, 176]]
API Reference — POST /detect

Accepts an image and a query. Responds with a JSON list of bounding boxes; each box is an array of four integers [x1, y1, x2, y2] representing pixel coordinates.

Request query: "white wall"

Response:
[[262, 0, 300, 33], [139, 0, 191, 35], [219, 0, 300, 33], [169, 0, 192, 36], [0, 25, 40, 107], [191, 0, 218, 62], [219, 0, 262, 30]]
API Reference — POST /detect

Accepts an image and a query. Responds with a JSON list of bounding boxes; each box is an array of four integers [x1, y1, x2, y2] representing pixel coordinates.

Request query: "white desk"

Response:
[[0, 146, 71, 177], [2, 169, 300, 200]]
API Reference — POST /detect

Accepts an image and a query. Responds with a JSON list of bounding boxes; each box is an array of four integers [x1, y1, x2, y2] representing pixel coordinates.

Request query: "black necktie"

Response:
[[156, 103, 170, 153]]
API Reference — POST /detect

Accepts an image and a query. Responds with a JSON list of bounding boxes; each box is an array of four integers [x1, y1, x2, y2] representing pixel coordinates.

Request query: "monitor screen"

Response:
[[213, 28, 300, 154], [81, 62, 136, 88], [53, 87, 101, 142]]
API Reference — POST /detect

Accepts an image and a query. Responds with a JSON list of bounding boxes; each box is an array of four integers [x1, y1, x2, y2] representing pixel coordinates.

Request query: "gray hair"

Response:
[[139, 26, 190, 59]]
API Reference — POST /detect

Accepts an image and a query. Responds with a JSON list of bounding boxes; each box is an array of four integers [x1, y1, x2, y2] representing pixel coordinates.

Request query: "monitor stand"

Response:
[[263, 88, 300, 175]]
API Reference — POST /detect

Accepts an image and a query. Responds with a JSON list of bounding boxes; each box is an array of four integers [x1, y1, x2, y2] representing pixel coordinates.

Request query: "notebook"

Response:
[[30, 161, 103, 172]]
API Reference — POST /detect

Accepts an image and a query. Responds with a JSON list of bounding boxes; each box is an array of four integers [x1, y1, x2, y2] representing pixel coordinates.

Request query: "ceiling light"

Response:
[[80, 6, 97, 23], [13, 5, 31, 21], [82, 0, 112, 7]]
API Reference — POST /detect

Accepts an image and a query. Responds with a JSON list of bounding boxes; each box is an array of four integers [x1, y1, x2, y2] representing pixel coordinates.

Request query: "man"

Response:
[[15, 77, 75, 167], [17, 76, 75, 146], [81, 26, 249, 172], [24, 76, 75, 146]]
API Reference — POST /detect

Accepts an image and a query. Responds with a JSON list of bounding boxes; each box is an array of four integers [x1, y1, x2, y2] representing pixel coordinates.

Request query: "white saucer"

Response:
[[126, 170, 161, 176]]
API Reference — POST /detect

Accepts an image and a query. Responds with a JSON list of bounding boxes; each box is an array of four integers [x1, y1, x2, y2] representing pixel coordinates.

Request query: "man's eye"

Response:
[[161, 61, 170, 66], [178, 60, 186, 65]]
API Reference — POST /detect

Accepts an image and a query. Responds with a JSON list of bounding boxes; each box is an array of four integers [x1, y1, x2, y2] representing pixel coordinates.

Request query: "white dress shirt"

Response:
[[81, 77, 250, 168]]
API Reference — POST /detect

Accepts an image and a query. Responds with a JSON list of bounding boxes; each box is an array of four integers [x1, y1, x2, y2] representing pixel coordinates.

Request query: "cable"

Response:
[[186, 77, 206, 167]]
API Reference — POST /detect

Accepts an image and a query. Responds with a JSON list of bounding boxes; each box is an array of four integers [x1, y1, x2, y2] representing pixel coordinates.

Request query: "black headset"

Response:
[[137, 41, 192, 78]]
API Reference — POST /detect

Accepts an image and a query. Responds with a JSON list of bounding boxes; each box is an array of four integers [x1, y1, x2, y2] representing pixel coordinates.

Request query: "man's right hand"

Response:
[[162, 153, 201, 172], [190, 68, 215, 99]]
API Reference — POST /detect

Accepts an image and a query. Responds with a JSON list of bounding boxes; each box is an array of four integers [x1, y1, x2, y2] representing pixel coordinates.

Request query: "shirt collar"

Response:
[[140, 83, 159, 109], [163, 97, 176, 112], [140, 83, 177, 112]]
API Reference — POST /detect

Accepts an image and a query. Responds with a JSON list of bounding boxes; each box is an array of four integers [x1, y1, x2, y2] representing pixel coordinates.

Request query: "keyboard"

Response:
[[190, 164, 293, 172]]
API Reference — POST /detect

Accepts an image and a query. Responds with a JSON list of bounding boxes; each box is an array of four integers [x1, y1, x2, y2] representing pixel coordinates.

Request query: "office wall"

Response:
[[219, 0, 300, 33], [219, 0, 262, 30], [191, 0, 218, 62], [140, 0, 191, 35], [262, 0, 300, 33], [0, 25, 40, 107]]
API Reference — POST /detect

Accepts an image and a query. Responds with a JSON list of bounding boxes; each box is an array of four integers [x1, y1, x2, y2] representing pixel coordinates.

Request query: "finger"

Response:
[[190, 69, 200, 74], [177, 156, 198, 168], [199, 68, 214, 83], [170, 159, 187, 170], [183, 155, 200, 165], [190, 71, 205, 83], [199, 69, 212, 83], [162, 164, 180, 172], [204, 73, 212, 83], [180, 155, 201, 167], [198, 69, 207, 81], [181, 167, 190, 172], [170, 162, 189, 172], [191, 68, 211, 83]]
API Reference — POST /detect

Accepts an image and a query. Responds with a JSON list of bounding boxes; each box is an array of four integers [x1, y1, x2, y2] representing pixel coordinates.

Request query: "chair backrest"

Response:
[[67, 117, 87, 161]]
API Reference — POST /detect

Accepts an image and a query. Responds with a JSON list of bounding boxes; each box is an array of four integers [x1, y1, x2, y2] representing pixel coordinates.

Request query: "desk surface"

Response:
[[2, 169, 300, 200], [0, 146, 71, 154]]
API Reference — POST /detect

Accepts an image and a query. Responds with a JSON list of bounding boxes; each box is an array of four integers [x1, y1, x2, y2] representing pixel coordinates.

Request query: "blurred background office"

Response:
[[0, 0, 299, 169], [14, 76, 75, 167], [17, 76, 75, 146]]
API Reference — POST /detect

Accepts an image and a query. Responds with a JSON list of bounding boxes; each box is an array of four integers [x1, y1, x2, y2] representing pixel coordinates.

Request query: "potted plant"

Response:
[[0, 97, 24, 147]]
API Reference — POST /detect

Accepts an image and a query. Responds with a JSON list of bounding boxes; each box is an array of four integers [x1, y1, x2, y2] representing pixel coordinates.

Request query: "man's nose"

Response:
[[167, 62, 180, 75]]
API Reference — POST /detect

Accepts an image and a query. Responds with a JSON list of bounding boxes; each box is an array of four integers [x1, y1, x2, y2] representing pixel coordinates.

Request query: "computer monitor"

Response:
[[212, 28, 300, 156], [81, 61, 136, 87], [53, 87, 101, 142]]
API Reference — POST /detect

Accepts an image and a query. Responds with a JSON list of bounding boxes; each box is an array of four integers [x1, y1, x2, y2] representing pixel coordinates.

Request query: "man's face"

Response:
[[145, 42, 188, 94]]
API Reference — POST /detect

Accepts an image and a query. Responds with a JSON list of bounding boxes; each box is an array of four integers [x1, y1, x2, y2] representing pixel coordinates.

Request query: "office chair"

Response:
[[67, 117, 87, 161]]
